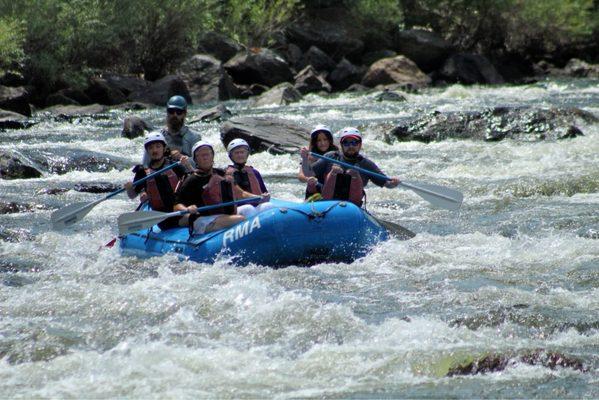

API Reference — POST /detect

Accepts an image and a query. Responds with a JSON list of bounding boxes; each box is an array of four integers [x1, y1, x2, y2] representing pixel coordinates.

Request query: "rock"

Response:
[[563, 58, 599, 78], [0, 149, 43, 179], [252, 83, 302, 107], [224, 48, 294, 87], [285, 43, 303, 69], [344, 83, 372, 93], [297, 46, 336, 73], [0, 201, 46, 214], [220, 116, 309, 154], [218, 70, 240, 100], [197, 32, 243, 63], [362, 55, 431, 88], [103, 74, 150, 96], [0, 228, 34, 243], [111, 102, 152, 111], [84, 76, 127, 105], [293, 65, 331, 94], [128, 75, 192, 106], [393, 29, 453, 72], [0, 70, 26, 87], [286, 7, 363, 60], [489, 53, 534, 83], [22, 148, 130, 175], [375, 89, 406, 102], [438, 53, 504, 84], [177, 54, 225, 103], [0, 109, 33, 130], [189, 104, 232, 123], [122, 115, 153, 139], [73, 182, 121, 193], [44, 104, 108, 120], [36, 187, 69, 195], [236, 83, 269, 99], [362, 50, 397, 67], [46, 91, 81, 106], [388, 107, 596, 143], [0, 85, 31, 116], [329, 59, 367, 91]]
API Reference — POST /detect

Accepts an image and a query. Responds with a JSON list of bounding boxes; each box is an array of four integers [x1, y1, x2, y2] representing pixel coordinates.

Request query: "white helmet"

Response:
[[339, 127, 362, 142], [310, 124, 332, 139], [143, 132, 167, 148], [227, 138, 250, 154], [191, 141, 214, 157]]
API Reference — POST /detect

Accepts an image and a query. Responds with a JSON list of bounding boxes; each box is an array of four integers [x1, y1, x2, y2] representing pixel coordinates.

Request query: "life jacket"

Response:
[[321, 168, 364, 206], [144, 167, 180, 211], [227, 165, 262, 195], [201, 173, 236, 215]]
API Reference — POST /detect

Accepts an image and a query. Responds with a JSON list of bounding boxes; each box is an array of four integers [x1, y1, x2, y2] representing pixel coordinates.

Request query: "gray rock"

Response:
[[0, 149, 43, 179], [122, 115, 153, 139], [22, 148, 130, 175], [224, 49, 294, 87], [0, 201, 47, 214], [252, 83, 302, 107], [375, 89, 406, 102], [177, 54, 224, 103], [388, 107, 596, 143], [329, 59, 367, 91], [563, 58, 599, 78], [362, 50, 397, 67], [0, 109, 33, 129], [103, 74, 150, 96], [0, 85, 31, 116], [189, 104, 232, 123], [44, 104, 108, 120], [220, 116, 309, 154], [0, 70, 26, 87], [128, 75, 192, 106], [197, 32, 243, 63], [74, 182, 121, 193], [294, 65, 331, 94], [362, 56, 431, 88], [438, 53, 504, 84], [344, 83, 372, 93], [297, 46, 336, 72], [393, 29, 453, 72], [84, 76, 127, 105]]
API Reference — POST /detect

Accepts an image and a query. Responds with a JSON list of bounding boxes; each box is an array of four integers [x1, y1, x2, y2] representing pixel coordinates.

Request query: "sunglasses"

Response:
[[341, 140, 361, 147], [167, 108, 185, 115]]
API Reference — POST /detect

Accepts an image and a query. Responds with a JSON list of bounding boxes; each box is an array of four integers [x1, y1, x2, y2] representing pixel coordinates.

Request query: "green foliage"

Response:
[[0, 17, 25, 70]]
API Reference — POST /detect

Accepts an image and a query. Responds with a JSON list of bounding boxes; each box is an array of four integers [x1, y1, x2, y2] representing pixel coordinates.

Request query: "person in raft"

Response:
[[299, 127, 400, 206], [173, 141, 268, 235], [225, 138, 274, 213], [125, 132, 191, 230], [297, 124, 339, 198], [142, 95, 200, 168]]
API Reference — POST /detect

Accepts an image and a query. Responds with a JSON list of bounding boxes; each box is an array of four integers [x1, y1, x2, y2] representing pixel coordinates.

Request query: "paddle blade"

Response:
[[374, 217, 416, 240], [401, 181, 463, 211], [118, 210, 173, 235], [51, 201, 97, 230]]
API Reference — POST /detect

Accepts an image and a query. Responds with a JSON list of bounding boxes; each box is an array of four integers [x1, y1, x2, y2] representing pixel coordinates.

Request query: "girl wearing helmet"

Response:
[[173, 141, 261, 234], [124, 133, 191, 230], [225, 138, 274, 217], [298, 125, 338, 198]]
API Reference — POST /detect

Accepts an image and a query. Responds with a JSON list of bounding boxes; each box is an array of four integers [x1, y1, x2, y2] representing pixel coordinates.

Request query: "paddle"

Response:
[[310, 152, 463, 211], [117, 197, 262, 235], [51, 162, 181, 230], [372, 216, 416, 240]]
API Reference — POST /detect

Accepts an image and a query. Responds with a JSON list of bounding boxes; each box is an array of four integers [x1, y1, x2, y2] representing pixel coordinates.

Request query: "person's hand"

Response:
[[187, 205, 198, 214], [260, 192, 271, 203], [170, 149, 182, 160], [330, 165, 343, 174], [385, 177, 401, 188], [348, 169, 360, 178], [306, 176, 317, 185], [224, 174, 234, 183], [124, 181, 133, 191], [225, 166, 235, 176], [300, 147, 309, 160], [180, 155, 192, 170], [139, 192, 148, 203]]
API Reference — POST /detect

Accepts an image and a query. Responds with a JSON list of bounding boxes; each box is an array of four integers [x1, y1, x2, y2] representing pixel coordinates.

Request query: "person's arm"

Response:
[[124, 167, 145, 199], [360, 158, 400, 188]]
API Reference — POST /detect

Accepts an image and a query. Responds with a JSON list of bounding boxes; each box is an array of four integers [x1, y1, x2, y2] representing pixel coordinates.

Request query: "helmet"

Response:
[[166, 95, 187, 110], [144, 132, 167, 149], [339, 127, 362, 142], [191, 141, 214, 157], [310, 124, 332, 139], [227, 138, 250, 154]]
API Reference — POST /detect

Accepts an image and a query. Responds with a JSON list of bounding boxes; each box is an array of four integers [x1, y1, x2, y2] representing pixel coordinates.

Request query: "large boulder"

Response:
[[188, 104, 232, 124], [224, 49, 294, 87], [393, 29, 453, 72], [128, 75, 192, 106], [22, 148, 131, 175], [122, 115, 153, 139], [563, 58, 599, 78], [293, 66, 331, 94], [0, 109, 33, 130], [328, 58, 367, 91], [197, 32, 243, 63], [220, 116, 309, 154], [437, 53, 504, 85], [251, 83, 302, 107], [44, 104, 108, 121], [0, 71, 26, 87], [362, 56, 431, 88], [46, 88, 92, 106], [84, 76, 127, 105], [297, 46, 336, 73], [387, 107, 597, 143], [0, 85, 31, 116], [177, 54, 224, 103], [103, 74, 150, 97], [0, 150, 43, 179]]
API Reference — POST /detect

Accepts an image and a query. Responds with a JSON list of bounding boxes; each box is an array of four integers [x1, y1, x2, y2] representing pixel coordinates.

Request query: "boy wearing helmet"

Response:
[[300, 127, 400, 206], [174, 141, 263, 234], [125, 133, 191, 230], [141, 95, 200, 167]]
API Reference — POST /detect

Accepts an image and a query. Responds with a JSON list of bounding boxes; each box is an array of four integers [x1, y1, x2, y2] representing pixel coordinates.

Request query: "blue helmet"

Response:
[[166, 95, 187, 110]]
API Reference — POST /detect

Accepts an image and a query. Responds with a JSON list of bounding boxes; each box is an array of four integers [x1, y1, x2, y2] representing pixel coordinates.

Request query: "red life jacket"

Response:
[[321, 168, 364, 206], [144, 167, 180, 211], [227, 165, 262, 195], [201, 173, 237, 215]]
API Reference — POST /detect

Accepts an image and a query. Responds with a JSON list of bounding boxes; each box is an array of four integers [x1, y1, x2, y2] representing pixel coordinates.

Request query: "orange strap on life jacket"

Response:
[[201, 174, 237, 215], [321, 168, 364, 206], [144, 167, 180, 211]]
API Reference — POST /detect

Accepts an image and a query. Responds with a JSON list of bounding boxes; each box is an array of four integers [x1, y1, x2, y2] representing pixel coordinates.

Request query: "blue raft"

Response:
[[119, 198, 389, 266]]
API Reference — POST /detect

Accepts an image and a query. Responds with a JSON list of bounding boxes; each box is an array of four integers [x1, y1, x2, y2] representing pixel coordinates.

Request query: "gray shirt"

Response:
[[142, 125, 200, 167]]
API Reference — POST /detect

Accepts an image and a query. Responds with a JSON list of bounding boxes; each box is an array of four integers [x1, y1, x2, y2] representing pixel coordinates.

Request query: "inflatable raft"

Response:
[[119, 198, 389, 266]]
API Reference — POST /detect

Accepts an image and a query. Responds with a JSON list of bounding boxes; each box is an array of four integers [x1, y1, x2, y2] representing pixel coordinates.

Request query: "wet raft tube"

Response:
[[119, 198, 389, 266]]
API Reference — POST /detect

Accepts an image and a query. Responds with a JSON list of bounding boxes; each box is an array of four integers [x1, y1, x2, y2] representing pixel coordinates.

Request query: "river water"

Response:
[[1, 79, 598, 398]]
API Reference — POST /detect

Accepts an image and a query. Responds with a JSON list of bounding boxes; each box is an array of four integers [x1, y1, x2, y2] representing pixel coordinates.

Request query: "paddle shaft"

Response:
[[309, 152, 458, 203], [107, 161, 181, 200]]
